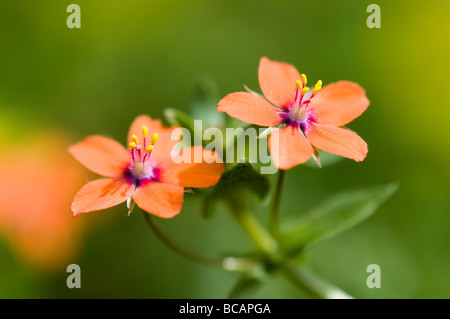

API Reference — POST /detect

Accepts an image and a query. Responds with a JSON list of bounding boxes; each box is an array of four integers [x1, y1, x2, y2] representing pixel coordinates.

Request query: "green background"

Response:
[[0, 0, 449, 298]]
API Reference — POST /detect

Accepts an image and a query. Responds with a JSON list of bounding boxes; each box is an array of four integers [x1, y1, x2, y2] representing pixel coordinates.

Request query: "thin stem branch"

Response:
[[142, 211, 260, 272], [269, 169, 285, 237]]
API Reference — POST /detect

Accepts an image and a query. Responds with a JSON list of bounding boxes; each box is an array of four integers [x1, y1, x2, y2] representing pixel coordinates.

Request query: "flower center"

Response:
[[287, 74, 322, 126], [128, 125, 159, 181], [289, 104, 307, 123]]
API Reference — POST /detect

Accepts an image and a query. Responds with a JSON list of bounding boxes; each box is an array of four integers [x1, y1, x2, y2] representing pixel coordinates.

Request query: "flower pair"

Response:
[[70, 57, 370, 217]]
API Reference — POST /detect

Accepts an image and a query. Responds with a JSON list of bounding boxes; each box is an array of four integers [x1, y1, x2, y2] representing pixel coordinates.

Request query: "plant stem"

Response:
[[226, 202, 354, 299], [269, 169, 285, 237], [282, 262, 354, 299], [142, 211, 260, 271], [227, 199, 278, 258]]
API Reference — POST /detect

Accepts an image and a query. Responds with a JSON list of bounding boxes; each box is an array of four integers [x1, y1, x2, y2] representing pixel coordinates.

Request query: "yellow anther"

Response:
[[301, 87, 310, 95], [145, 145, 154, 154], [142, 125, 148, 137], [295, 80, 302, 88], [313, 80, 322, 94], [301, 74, 307, 86], [150, 133, 159, 144], [132, 134, 139, 144], [129, 142, 136, 148]]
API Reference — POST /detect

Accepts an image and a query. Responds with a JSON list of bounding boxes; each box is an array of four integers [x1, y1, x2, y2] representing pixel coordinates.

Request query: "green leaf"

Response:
[[281, 183, 398, 253], [203, 162, 270, 218]]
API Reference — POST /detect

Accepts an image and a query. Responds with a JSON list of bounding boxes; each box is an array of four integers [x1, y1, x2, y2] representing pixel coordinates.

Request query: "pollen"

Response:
[[295, 80, 302, 88], [142, 125, 148, 137], [301, 87, 310, 95], [128, 128, 158, 180], [301, 74, 307, 86], [312, 80, 322, 94], [150, 133, 159, 144]]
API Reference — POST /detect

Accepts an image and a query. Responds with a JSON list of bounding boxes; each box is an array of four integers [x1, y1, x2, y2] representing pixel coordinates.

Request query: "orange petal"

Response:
[[127, 114, 165, 145], [150, 127, 183, 165], [309, 81, 370, 126], [71, 177, 135, 216], [128, 114, 182, 166], [68, 135, 130, 177], [306, 123, 368, 162], [159, 146, 224, 187], [269, 124, 314, 169], [258, 57, 301, 109], [133, 181, 184, 218], [217, 92, 282, 126]]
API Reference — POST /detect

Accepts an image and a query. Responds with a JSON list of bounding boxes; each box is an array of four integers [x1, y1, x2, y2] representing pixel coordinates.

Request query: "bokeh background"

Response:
[[0, 0, 449, 298]]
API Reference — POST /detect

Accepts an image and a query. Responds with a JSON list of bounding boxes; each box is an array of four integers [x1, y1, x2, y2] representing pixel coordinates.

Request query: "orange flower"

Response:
[[0, 131, 86, 272], [217, 57, 370, 169], [69, 115, 223, 218]]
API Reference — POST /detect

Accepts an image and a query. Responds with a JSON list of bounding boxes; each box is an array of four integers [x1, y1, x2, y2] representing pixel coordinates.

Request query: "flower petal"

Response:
[[128, 114, 165, 145], [128, 114, 182, 166], [151, 127, 183, 164], [309, 81, 370, 126], [68, 135, 130, 177], [71, 177, 135, 216], [159, 146, 224, 187], [217, 92, 282, 126], [258, 57, 301, 109], [306, 123, 368, 162], [133, 181, 184, 218], [269, 123, 314, 169]]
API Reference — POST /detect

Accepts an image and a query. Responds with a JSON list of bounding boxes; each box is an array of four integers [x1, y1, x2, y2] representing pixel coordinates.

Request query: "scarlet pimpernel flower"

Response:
[[0, 131, 86, 272], [217, 57, 370, 169], [69, 115, 223, 218]]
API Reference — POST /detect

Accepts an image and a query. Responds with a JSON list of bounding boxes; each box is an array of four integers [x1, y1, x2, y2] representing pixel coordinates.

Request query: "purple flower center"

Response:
[[127, 127, 160, 182], [280, 78, 321, 132]]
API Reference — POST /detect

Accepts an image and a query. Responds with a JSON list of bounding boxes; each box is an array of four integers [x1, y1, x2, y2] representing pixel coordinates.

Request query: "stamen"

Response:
[[129, 143, 136, 162], [294, 80, 304, 104], [136, 145, 142, 159], [301, 87, 310, 95], [129, 131, 158, 180], [150, 133, 159, 145], [294, 74, 310, 106], [301, 74, 307, 86], [312, 80, 322, 94], [289, 75, 323, 124], [143, 145, 154, 165], [142, 125, 148, 137]]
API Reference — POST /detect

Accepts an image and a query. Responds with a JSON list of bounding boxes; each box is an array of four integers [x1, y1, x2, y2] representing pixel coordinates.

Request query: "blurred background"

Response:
[[0, 0, 449, 298]]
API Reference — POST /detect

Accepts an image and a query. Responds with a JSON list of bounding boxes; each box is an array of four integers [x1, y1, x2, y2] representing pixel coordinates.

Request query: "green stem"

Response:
[[225, 201, 354, 299], [282, 262, 354, 299], [227, 199, 278, 258], [142, 211, 260, 272], [269, 169, 285, 237]]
